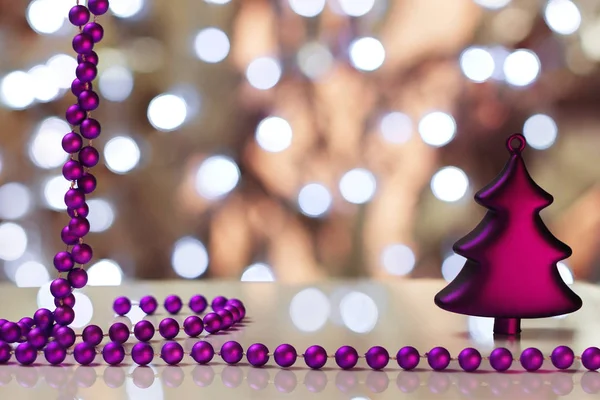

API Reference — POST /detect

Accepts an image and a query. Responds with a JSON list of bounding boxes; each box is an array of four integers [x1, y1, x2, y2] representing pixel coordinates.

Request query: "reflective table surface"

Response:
[[1, 279, 600, 399]]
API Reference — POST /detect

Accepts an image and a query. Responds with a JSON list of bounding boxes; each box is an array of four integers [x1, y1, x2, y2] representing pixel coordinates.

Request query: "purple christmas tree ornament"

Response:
[[434, 134, 582, 335]]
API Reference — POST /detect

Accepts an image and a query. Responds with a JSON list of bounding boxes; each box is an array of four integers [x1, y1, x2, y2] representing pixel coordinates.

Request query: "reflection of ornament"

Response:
[[435, 134, 582, 335]]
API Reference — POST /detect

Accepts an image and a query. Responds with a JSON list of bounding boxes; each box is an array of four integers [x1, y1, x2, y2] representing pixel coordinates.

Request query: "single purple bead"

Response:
[[113, 296, 132, 316], [211, 296, 228, 311], [216, 309, 234, 330], [366, 346, 389, 370], [76, 62, 97, 83], [551, 346, 575, 370], [458, 347, 482, 372], [235, 304, 246, 320], [134, 320, 155, 342], [1, 322, 21, 343], [44, 341, 66, 365], [54, 326, 76, 348], [61, 227, 79, 246], [79, 146, 100, 168], [159, 318, 180, 340], [0, 341, 10, 364], [83, 22, 104, 43], [520, 347, 544, 371], [274, 344, 297, 368], [71, 78, 90, 96], [78, 90, 100, 111], [304, 345, 327, 369], [247, 343, 269, 367], [68, 268, 88, 289], [68, 203, 89, 218], [78, 51, 99, 66], [221, 341, 243, 365], [191, 341, 214, 364], [140, 295, 158, 314], [109, 322, 130, 344], [62, 132, 83, 153], [165, 295, 183, 314], [27, 327, 48, 349], [335, 346, 358, 370], [55, 293, 76, 308], [189, 295, 208, 314], [103, 341, 125, 365], [54, 305, 75, 326], [203, 312, 222, 334], [489, 348, 513, 372], [132, 342, 154, 366], [15, 342, 37, 365], [65, 188, 85, 208], [62, 159, 84, 181], [80, 118, 101, 139], [582, 347, 600, 371], [82, 324, 104, 346], [88, 0, 110, 15], [50, 278, 71, 299], [19, 317, 34, 328], [33, 308, 54, 329], [72, 243, 93, 264], [17, 321, 31, 337], [183, 316, 204, 337], [0, 319, 6, 327], [66, 103, 86, 125], [68, 216, 90, 237], [224, 305, 240, 322], [162, 342, 184, 365], [72, 33, 94, 55], [68, 5, 90, 26], [74, 342, 96, 365], [78, 173, 97, 194], [226, 298, 244, 309], [427, 347, 451, 371]]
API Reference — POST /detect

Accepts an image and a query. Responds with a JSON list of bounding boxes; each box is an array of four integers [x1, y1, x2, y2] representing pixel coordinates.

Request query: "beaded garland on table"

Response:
[[1, 0, 600, 375]]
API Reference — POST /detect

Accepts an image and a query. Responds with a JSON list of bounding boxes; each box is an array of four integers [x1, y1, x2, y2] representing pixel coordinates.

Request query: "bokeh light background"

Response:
[[1, 0, 600, 295]]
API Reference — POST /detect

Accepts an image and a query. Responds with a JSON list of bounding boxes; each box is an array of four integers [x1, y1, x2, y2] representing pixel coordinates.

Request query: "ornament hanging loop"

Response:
[[506, 133, 526, 154]]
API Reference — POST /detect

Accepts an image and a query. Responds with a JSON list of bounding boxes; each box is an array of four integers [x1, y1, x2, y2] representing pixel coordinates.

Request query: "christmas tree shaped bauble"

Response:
[[434, 134, 582, 335]]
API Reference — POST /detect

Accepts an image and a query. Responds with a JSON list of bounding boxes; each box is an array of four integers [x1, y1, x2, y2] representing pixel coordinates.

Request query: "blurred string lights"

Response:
[[0, 0, 592, 287]]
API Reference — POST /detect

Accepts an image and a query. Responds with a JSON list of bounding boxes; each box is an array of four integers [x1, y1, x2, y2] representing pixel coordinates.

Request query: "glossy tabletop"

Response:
[[1, 279, 600, 400]]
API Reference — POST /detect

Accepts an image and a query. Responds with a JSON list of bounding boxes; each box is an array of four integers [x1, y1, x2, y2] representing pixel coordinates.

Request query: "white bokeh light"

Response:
[[349, 37, 386, 72], [194, 28, 230, 63], [503, 49, 541, 87], [339, 0, 375, 17], [104, 136, 141, 174], [0, 183, 31, 220], [431, 167, 469, 202], [46, 54, 77, 89], [43, 175, 70, 211], [26, 0, 65, 35], [289, 288, 330, 332], [0, 223, 28, 261], [288, 0, 325, 17], [460, 47, 495, 83], [298, 183, 333, 217], [339, 168, 377, 204], [147, 94, 188, 131], [241, 263, 276, 282], [87, 199, 116, 232], [194, 155, 240, 200], [473, 0, 511, 9], [29, 117, 70, 169], [99, 66, 134, 102], [246, 57, 282, 90], [205, 0, 231, 4], [380, 244, 416, 276], [126, 305, 146, 325], [340, 291, 378, 333], [37, 282, 55, 310], [171, 237, 210, 279], [71, 292, 94, 328], [557, 262, 574, 285], [0, 71, 35, 109], [418, 111, 457, 147], [544, 0, 581, 36], [297, 42, 333, 80], [442, 253, 466, 282], [28, 65, 60, 102], [87, 259, 124, 286], [523, 114, 558, 150], [255, 116, 293, 152], [15, 261, 50, 288], [468, 316, 495, 348], [110, 0, 145, 18], [380, 112, 412, 144]]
